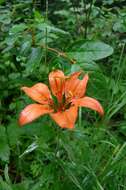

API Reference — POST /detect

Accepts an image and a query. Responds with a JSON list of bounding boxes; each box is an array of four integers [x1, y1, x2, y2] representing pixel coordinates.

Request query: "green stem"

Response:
[[54, 126, 62, 159], [71, 0, 80, 33], [32, 0, 36, 12], [79, 107, 82, 128], [117, 43, 125, 82], [45, 0, 48, 65], [83, 0, 94, 39]]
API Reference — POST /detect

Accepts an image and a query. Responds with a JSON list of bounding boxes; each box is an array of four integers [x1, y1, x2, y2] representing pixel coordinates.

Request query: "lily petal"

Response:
[[49, 70, 65, 102], [69, 71, 82, 79], [65, 73, 89, 99], [21, 83, 52, 104], [72, 96, 104, 116], [50, 106, 78, 129], [19, 104, 53, 126]]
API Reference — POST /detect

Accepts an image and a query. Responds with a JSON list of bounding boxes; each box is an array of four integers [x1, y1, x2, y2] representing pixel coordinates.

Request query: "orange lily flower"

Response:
[[19, 70, 104, 129]]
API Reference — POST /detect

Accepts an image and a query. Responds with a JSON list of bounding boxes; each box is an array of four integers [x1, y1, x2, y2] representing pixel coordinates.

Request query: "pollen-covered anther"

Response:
[[66, 90, 73, 99]]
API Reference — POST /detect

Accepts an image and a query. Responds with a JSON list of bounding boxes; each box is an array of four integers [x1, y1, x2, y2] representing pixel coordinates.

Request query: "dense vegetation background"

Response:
[[0, 0, 126, 189]]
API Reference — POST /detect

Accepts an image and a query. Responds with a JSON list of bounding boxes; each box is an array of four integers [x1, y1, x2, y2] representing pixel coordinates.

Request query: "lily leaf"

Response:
[[67, 41, 114, 62]]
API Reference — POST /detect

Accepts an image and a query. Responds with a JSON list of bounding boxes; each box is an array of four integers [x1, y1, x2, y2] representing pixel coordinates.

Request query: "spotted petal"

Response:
[[50, 106, 78, 129], [21, 83, 52, 104], [65, 72, 89, 99], [72, 96, 104, 116], [49, 70, 65, 102], [19, 104, 53, 126]]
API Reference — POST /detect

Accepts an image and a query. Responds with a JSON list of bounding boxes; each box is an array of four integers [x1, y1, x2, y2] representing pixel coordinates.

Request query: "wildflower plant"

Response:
[[1, 0, 126, 189]]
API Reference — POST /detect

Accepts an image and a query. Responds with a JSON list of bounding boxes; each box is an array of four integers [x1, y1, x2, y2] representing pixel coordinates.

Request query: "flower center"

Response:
[[50, 93, 72, 113]]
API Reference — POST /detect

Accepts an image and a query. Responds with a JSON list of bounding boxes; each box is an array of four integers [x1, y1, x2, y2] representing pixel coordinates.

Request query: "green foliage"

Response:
[[0, 0, 126, 189], [67, 40, 114, 62], [0, 126, 10, 162]]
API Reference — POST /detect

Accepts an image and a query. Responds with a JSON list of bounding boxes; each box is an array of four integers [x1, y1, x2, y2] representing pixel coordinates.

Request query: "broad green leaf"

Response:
[[0, 12, 11, 24], [71, 60, 101, 73], [20, 41, 31, 55], [4, 35, 18, 46], [113, 19, 126, 33], [37, 23, 69, 35], [67, 41, 114, 62], [103, 0, 113, 5], [25, 47, 43, 74], [9, 23, 27, 34], [34, 10, 44, 23]]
